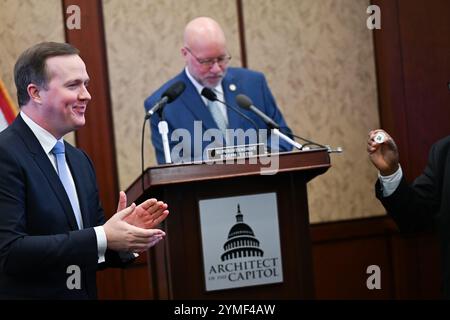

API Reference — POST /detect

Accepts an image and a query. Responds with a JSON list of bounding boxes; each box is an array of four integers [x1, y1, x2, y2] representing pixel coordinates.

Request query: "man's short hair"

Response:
[[14, 42, 80, 107]]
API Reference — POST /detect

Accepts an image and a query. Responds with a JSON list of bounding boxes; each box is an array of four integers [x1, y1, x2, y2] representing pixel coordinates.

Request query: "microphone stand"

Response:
[[272, 128, 303, 150], [201, 88, 265, 155], [158, 107, 172, 164], [216, 99, 264, 152]]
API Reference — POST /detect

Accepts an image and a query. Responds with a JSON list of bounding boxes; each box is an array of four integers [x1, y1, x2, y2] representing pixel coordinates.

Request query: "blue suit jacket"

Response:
[[144, 67, 293, 164], [0, 115, 132, 299]]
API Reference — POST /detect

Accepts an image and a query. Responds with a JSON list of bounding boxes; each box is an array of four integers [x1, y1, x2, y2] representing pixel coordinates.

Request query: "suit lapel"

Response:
[[222, 70, 246, 130], [12, 116, 79, 230]]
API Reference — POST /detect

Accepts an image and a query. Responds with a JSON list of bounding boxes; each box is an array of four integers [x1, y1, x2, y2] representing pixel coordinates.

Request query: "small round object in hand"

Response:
[[374, 132, 386, 144]]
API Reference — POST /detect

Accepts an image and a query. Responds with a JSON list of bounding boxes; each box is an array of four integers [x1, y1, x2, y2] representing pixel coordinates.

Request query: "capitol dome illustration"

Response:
[[221, 204, 264, 261]]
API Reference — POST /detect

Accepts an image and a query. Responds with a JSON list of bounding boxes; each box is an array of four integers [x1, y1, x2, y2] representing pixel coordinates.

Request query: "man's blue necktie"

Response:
[[52, 141, 83, 229]]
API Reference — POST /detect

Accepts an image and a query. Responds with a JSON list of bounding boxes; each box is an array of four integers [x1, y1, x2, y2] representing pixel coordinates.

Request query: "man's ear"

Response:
[[181, 47, 189, 60], [27, 84, 42, 104]]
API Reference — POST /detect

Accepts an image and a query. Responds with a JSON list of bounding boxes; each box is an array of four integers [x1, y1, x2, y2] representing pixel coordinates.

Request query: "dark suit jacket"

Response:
[[376, 135, 450, 297], [0, 115, 132, 299], [144, 67, 293, 164]]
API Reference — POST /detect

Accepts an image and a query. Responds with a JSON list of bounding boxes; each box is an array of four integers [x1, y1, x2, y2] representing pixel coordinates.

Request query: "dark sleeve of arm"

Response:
[[376, 143, 442, 232], [81, 152, 136, 269]]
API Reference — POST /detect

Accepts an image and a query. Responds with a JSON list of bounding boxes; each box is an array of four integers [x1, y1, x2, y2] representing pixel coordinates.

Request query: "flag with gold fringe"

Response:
[[0, 78, 18, 132]]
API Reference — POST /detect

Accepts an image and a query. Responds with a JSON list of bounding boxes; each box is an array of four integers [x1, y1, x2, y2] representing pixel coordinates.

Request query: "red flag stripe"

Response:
[[0, 79, 18, 124]]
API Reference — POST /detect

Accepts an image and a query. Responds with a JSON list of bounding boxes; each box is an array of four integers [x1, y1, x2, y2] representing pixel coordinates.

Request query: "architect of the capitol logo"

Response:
[[199, 193, 283, 291], [221, 204, 264, 261]]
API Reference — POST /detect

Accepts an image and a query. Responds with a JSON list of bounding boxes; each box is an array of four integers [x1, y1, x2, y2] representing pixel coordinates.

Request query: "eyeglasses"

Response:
[[185, 47, 231, 68]]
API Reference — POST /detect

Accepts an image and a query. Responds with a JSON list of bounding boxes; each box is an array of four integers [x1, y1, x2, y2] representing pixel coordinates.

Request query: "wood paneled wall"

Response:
[[372, 0, 450, 179], [312, 216, 441, 299], [120, 216, 442, 299]]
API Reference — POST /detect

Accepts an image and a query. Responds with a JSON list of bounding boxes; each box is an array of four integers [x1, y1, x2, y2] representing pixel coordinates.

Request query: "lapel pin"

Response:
[[229, 84, 237, 92]]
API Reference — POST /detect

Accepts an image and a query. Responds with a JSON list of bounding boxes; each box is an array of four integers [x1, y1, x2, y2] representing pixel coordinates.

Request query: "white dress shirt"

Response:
[[378, 165, 403, 197]]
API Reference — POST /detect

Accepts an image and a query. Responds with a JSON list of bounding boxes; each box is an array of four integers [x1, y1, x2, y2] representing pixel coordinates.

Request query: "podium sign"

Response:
[[199, 193, 283, 291], [206, 143, 266, 161]]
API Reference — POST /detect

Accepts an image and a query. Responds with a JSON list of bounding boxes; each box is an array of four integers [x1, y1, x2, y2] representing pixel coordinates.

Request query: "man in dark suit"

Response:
[[0, 42, 169, 299], [145, 17, 293, 164], [367, 129, 450, 297]]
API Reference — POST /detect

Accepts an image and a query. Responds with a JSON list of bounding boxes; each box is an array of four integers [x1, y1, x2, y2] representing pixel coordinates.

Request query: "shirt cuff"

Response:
[[94, 226, 107, 264], [378, 165, 403, 197]]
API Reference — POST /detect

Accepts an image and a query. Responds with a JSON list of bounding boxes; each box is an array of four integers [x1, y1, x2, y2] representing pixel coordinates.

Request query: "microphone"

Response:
[[236, 94, 303, 150], [236, 94, 338, 153], [145, 81, 186, 119], [236, 94, 280, 129], [200, 87, 219, 102], [201, 88, 259, 130]]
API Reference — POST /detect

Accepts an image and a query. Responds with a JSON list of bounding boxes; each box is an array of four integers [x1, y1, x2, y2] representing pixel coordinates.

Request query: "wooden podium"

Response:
[[126, 149, 330, 299]]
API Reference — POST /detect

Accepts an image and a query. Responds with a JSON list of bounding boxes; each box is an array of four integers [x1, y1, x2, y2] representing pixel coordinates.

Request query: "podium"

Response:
[[126, 149, 330, 299]]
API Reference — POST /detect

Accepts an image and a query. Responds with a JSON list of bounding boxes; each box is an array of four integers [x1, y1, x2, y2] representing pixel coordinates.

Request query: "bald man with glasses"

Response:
[[145, 17, 293, 164]]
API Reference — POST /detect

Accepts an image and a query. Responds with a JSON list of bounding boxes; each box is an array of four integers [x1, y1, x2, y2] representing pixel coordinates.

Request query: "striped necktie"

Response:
[[207, 99, 228, 137]]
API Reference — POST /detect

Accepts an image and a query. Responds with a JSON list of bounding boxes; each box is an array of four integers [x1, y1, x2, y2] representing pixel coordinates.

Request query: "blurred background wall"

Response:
[[0, 0, 76, 144]]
